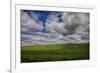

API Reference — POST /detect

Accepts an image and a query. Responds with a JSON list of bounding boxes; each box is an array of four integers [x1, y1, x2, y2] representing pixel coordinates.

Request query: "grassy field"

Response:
[[21, 43, 89, 63]]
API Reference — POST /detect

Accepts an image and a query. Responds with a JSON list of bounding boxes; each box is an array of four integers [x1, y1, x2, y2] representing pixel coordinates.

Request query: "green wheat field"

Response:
[[21, 43, 89, 63]]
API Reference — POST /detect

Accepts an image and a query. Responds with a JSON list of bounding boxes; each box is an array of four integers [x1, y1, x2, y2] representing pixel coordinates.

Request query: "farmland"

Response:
[[21, 43, 89, 63]]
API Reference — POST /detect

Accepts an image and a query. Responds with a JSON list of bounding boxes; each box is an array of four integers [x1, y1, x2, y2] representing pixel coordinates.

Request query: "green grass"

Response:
[[21, 43, 89, 63]]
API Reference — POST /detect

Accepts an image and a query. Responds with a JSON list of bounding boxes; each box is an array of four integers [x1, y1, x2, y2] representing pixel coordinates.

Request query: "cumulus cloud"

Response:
[[45, 13, 66, 34], [46, 12, 89, 34], [63, 12, 89, 35], [44, 12, 89, 44]]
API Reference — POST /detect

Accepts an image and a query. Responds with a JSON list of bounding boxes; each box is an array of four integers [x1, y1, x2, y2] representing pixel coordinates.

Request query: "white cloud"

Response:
[[21, 32, 68, 46], [45, 13, 67, 34], [45, 12, 89, 43], [46, 12, 89, 35], [21, 11, 43, 32], [21, 11, 89, 46]]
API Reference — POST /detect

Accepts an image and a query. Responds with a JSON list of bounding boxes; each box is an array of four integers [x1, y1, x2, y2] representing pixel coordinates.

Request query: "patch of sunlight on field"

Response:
[[21, 44, 66, 51]]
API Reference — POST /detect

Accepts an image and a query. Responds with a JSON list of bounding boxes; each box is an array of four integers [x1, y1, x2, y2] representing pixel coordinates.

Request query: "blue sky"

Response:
[[22, 10, 64, 33]]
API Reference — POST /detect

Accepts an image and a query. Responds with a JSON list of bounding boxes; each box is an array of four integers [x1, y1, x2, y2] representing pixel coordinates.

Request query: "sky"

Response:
[[21, 10, 90, 46]]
